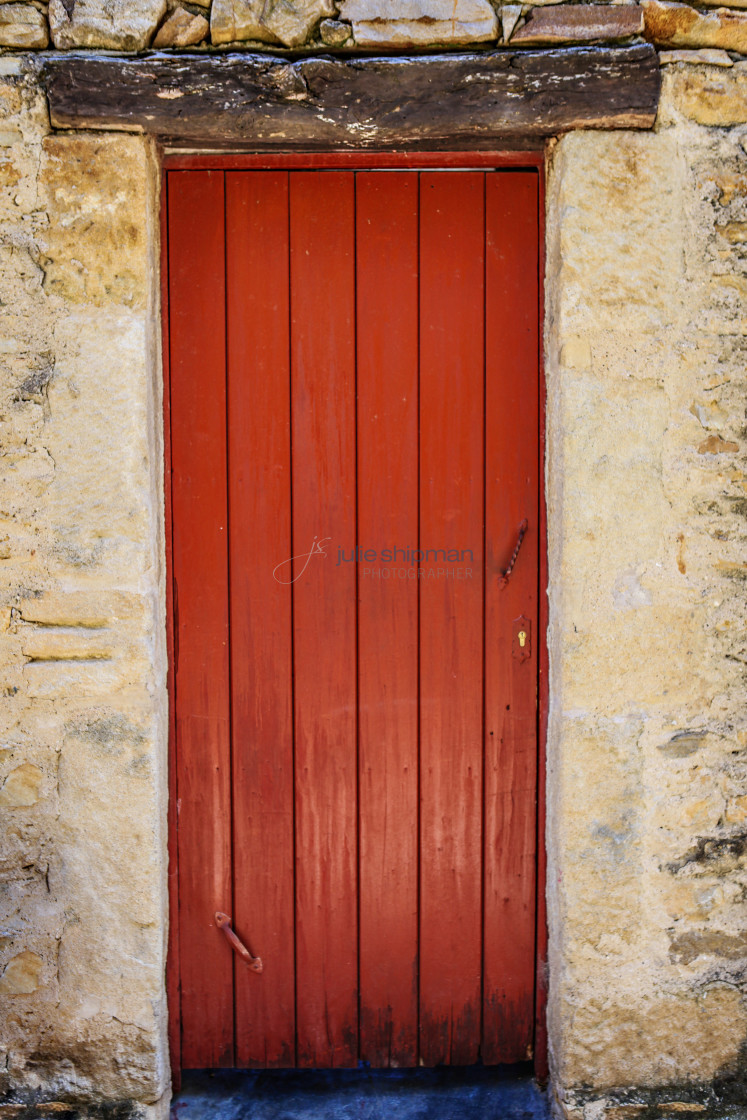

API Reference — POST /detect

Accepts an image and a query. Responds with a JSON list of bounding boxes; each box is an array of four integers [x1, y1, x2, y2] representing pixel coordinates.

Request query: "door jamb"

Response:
[[160, 149, 548, 1088]]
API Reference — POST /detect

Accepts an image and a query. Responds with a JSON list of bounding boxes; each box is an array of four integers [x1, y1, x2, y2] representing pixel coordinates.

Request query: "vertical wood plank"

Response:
[[290, 171, 358, 1067], [418, 172, 485, 1067], [168, 169, 234, 1069], [483, 171, 540, 1064], [226, 172, 296, 1068], [356, 171, 419, 1068]]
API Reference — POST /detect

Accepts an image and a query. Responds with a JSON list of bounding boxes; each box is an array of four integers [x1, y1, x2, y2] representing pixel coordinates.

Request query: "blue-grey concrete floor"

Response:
[[172, 1066, 550, 1120]]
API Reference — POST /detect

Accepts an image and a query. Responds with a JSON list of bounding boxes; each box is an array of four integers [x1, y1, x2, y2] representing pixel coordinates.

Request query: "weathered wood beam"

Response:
[[40, 44, 659, 149]]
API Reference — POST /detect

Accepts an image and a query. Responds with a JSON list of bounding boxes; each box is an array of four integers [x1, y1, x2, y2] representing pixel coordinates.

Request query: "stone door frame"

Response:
[[159, 146, 549, 1087]]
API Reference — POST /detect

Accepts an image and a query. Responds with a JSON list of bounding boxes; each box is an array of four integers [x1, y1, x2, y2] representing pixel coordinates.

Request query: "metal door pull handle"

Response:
[[497, 518, 528, 588], [215, 911, 263, 973]]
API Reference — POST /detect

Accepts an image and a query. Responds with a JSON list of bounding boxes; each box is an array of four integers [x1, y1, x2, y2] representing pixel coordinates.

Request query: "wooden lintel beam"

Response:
[[39, 44, 660, 150]]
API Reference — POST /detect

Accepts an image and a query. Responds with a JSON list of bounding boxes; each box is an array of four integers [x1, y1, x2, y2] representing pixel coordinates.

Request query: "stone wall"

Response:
[[1, 8, 747, 1120], [546, 63, 747, 1119], [6, 0, 747, 62], [0, 60, 169, 1119]]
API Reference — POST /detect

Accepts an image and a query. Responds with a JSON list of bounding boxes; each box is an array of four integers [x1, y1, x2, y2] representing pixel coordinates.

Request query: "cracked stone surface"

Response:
[[211, 0, 335, 47], [337, 0, 497, 45], [0, 72, 169, 1107], [0, 4, 48, 47], [49, 0, 167, 49], [153, 4, 209, 45]]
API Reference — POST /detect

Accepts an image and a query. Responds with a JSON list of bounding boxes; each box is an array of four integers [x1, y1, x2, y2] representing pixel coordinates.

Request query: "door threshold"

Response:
[[172, 1065, 549, 1120]]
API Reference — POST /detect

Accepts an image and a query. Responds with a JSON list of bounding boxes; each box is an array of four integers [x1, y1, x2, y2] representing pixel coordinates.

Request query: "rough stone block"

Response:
[[41, 134, 149, 309], [511, 4, 643, 44], [666, 65, 747, 123], [0, 4, 48, 48], [337, 0, 497, 46], [700, 0, 747, 10], [17, 591, 145, 628], [319, 16, 352, 43], [20, 628, 117, 661], [0, 763, 43, 807], [211, 0, 335, 47], [500, 4, 522, 42], [643, 0, 747, 53], [0, 76, 167, 1108], [0, 951, 42, 995], [560, 989, 747, 1086], [153, 5, 208, 45], [659, 46, 733, 64], [49, 0, 167, 49]]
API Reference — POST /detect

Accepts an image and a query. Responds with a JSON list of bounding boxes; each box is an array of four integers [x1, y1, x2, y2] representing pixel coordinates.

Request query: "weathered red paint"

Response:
[[165, 160, 546, 1076], [164, 152, 544, 172], [356, 171, 420, 1068], [215, 912, 264, 972], [290, 172, 359, 1067], [483, 171, 540, 1064], [418, 171, 486, 1067], [168, 170, 234, 1068], [225, 171, 297, 1067]]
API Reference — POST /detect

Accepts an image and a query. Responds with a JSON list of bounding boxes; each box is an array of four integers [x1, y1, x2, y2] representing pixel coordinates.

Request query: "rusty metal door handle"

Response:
[[215, 912, 263, 973], [497, 518, 528, 589]]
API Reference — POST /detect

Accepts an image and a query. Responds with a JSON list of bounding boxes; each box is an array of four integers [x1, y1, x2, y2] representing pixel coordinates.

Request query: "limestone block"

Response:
[[666, 65, 747, 125], [559, 989, 747, 1087], [337, 0, 497, 46], [211, 0, 335, 47], [512, 4, 643, 44], [546, 112, 747, 1102], [548, 131, 684, 335], [0, 762, 43, 807], [49, 0, 167, 49], [0, 103, 168, 1097], [24, 659, 137, 699], [725, 794, 747, 823], [700, 0, 747, 10], [20, 628, 118, 662], [0, 951, 42, 995], [660, 46, 733, 64], [17, 591, 145, 628], [643, 0, 747, 52], [319, 16, 351, 43], [41, 134, 149, 309], [668, 928, 747, 964], [500, 4, 522, 42], [153, 5, 208, 45], [0, 4, 48, 48]]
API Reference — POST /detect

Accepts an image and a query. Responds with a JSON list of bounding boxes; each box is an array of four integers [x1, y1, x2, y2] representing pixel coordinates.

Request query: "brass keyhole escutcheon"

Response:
[[513, 617, 531, 662]]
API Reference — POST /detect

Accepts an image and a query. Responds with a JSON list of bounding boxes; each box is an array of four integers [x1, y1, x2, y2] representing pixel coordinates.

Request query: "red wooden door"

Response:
[[167, 167, 540, 1071]]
